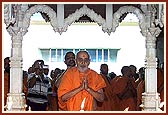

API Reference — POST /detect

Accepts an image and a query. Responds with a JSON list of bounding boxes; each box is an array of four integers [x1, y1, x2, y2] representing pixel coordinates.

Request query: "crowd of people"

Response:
[[3, 50, 164, 111]]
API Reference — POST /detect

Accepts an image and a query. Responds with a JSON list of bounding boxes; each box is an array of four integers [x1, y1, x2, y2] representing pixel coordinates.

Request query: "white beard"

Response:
[[78, 66, 88, 73]]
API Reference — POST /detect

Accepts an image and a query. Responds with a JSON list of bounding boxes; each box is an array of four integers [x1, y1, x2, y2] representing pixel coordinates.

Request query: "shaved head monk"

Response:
[[57, 50, 106, 111]]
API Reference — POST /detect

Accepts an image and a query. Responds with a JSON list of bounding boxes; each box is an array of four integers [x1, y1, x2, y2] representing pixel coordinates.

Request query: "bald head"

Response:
[[121, 66, 132, 77], [76, 50, 90, 72], [76, 51, 90, 59]]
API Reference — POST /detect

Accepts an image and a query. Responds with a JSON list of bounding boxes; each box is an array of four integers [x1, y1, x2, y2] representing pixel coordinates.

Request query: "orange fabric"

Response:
[[135, 78, 143, 88], [110, 76, 120, 89], [157, 68, 164, 110], [157, 68, 164, 91], [110, 76, 120, 111], [136, 80, 145, 111], [113, 77, 128, 95], [113, 76, 137, 111], [57, 67, 106, 111], [4, 71, 10, 106], [51, 84, 59, 111], [96, 74, 113, 111]]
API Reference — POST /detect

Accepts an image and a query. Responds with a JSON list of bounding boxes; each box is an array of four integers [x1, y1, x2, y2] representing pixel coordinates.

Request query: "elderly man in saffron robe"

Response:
[[57, 50, 106, 111]]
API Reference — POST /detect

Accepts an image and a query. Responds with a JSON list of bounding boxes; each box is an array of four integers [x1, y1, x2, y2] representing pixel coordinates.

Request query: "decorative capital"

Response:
[[148, 27, 162, 37]]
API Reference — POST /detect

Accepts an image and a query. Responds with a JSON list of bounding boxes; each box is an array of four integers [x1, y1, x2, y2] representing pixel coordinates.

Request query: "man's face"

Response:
[[54, 68, 61, 77], [43, 69, 49, 75], [100, 65, 108, 75], [64, 53, 76, 67], [76, 52, 90, 72]]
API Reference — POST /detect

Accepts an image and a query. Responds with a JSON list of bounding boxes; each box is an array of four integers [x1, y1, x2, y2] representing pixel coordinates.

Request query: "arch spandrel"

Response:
[[22, 4, 57, 36], [64, 5, 106, 32], [22, 4, 147, 36], [112, 5, 146, 37]]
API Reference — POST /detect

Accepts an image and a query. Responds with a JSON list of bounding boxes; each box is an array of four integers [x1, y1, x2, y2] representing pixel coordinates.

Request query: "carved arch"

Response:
[[63, 5, 106, 31], [22, 4, 147, 36], [22, 4, 57, 35], [112, 6, 146, 36]]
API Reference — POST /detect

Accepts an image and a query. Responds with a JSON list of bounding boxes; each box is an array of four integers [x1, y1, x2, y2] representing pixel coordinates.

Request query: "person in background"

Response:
[[55, 51, 76, 88], [157, 62, 164, 111], [23, 70, 28, 103], [43, 65, 52, 84], [42, 65, 53, 111], [135, 67, 145, 88], [96, 64, 114, 111], [99, 64, 111, 83], [54, 51, 76, 110], [57, 51, 106, 111], [50, 68, 62, 111], [43, 65, 50, 78], [110, 72, 120, 111], [109, 72, 117, 81], [129, 65, 139, 81], [26, 60, 52, 111], [136, 67, 145, 111], [4, 57, 10, 110], [28, 66, 34, 75], [113, 66, 137, 111]]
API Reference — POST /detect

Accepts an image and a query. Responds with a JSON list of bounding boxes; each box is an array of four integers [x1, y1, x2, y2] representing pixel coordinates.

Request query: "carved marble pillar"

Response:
[[142, 31, 160, 111], [141, 4, 162, 111], [4, 4, 26, 111], [57, 4, 64, 35], [102, 4, 113, 35], [5, 28, 26, 111]]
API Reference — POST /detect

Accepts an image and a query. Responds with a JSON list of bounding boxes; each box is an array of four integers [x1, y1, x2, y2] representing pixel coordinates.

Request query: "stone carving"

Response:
[[21, 4, 152, 36], [149, 4, 162, 37], [3, 3, 165, 111], [112, 5, 146, 36], [22, 4, 57, 35], [141, 92, 161, 111], [6, 93, 26, 111], [64, 5, 106, 34], [155, 4, 164, 28], [4, 4, 11, 25]]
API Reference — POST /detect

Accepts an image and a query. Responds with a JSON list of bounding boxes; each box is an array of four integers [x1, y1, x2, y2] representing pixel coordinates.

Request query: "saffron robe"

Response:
[[110, 76, 120, 111], [113, 76, 137, 111], [4, 71, 10, 106], [157, 68, 164, 110], [96, 74, 114, 111], [136, 80, 145, 111], [57, 67, 106, 111]]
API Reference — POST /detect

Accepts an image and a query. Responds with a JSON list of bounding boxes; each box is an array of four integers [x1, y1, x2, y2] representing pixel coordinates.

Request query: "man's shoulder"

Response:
[[60, 67, 77, 78], [89, 68, 99, 74], [66, 66, 77, 72]]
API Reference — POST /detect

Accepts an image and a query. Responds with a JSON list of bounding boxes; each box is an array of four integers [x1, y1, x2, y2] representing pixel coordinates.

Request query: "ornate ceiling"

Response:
[[4, 3, 164, 35], [29, 4, 141, 23]]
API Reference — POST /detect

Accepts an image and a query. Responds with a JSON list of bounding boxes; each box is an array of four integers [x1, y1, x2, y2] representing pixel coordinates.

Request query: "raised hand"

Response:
[[80, 77, 85, 91], [83, 77, 89, 90]]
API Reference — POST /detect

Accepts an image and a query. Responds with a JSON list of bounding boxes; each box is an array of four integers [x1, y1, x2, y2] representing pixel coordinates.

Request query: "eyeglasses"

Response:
[[77, 58, 90, 63]]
